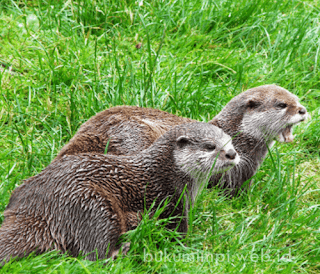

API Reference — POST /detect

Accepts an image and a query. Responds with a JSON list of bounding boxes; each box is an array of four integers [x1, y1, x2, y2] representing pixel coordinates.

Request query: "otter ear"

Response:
[[176, 136, 190, 148], [247, 99, 260, 109]]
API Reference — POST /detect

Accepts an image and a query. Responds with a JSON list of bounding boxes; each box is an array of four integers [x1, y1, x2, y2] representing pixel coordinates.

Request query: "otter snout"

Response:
[[225, 149, 236, 160], [297, 105, 308, 122], [278, 103, 308, 143], [220, 148, 240, 165], [287, 103, 309, 125], [298, 107, 307, 116]]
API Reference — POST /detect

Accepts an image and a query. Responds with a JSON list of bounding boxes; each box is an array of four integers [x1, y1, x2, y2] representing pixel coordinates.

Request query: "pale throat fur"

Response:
[[208, 85, 308, 191]]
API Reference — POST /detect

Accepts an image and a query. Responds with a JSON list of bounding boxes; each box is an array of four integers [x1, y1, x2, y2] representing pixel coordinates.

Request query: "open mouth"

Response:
[[277, 112, 310, 143], [278, 124, 294, 143]]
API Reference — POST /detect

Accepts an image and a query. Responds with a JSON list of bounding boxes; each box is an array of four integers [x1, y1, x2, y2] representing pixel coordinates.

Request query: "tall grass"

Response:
[[0, 0, 319, 272]]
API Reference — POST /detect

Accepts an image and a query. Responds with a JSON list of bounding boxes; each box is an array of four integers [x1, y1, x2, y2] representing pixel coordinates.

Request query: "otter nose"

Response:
[[299, 107, 307, 115], [225, 149, 236, 160]]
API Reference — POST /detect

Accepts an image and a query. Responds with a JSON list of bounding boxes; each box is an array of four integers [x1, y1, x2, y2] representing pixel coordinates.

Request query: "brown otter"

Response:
[[0, 123, 239, 264], [54, 85, 308, 195]]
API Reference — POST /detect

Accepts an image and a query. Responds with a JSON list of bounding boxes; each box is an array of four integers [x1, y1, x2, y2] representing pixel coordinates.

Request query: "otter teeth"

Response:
[[278, 125, 294, 143]]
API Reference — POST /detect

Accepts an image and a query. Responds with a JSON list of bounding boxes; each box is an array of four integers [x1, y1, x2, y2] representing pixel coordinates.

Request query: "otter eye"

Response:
[[277, 103, 287, 109], [205, 144, 216, 151], [177, 136, 190, 148]]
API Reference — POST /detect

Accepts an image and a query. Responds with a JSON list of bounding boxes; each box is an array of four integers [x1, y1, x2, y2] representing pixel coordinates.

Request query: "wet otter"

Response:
[[0, 123, 239, 264], [54, 85, 308, 195]]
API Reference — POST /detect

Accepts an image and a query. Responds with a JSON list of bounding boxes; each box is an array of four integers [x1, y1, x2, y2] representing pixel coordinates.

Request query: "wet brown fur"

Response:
[[0, 123, 237, 264], [56, 106, 192, 157], [54, 85, 308, 195]]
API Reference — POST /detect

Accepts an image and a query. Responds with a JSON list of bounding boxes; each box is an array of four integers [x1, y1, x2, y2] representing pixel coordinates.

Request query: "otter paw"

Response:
[[111, 242, 131, 260]]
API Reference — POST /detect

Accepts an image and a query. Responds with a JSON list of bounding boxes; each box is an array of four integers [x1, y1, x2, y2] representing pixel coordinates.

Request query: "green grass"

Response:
[[1, 0, 320, 272]]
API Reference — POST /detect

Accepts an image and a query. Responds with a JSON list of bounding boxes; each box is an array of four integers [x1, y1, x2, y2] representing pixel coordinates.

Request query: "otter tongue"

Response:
[[282, 126, 294, 143]]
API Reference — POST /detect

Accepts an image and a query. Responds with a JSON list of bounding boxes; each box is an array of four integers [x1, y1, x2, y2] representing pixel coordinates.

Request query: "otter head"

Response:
[[172, 123, 240, 182], [214, 85, 308, 145], [239, 85, 308, 144]]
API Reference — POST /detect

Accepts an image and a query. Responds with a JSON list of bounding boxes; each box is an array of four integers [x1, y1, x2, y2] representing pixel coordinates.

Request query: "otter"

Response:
[[54, 85, 308, 195], [0, 123, 239, 264]]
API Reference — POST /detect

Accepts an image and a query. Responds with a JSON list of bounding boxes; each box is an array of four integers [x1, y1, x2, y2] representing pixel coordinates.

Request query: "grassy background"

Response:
[[0, 0, 320, 272]]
